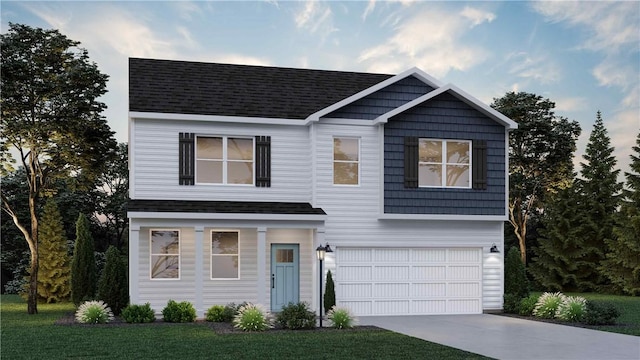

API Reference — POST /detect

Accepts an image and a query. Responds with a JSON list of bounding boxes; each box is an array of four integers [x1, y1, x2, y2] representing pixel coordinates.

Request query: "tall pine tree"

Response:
[[601, 132, 640, 295], [529, 183, 586, 291], [575, 112, 622, 291], [71, 213, 97, 305], [36, 198, 71, 303]]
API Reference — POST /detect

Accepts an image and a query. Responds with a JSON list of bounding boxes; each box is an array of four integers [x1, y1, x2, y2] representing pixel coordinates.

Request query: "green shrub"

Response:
[[97, 246, 129, 316], [504, 247, 529, 297], [276, 302, 316, 330], [533, 292, 566, 319], [75, 300, 114, 324], [582, 301, 621, 325], [518, 294, 539, 316], [324, 270, 336, 314], [233, 303, 272, 331], [556, 296, 587, 322], [162, 300, 196, 323], [71, 213, 97, 306], [205, 305, 228, 322], [121, 303, 156, 323], [327, 306, 357, 329], [503, 293, 522, 314]]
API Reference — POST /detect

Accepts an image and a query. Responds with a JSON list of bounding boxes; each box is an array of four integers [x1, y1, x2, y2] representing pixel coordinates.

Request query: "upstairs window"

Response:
[[196, 136, 254, 185], [419, 139, 471, 188], [333, 137, 360, 185]]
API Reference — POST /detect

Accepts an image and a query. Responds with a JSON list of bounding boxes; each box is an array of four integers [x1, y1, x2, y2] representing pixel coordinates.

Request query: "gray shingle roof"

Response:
[[127, 199, 326, 215], [129, 58, 392, 119]]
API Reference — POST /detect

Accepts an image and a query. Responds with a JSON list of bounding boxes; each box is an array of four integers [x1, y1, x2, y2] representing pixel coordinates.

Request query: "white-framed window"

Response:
[[419, 139, 471, 188], [211, 230, 240, 279], [196, 136, 254, 185], [333, 137, 360, 185], [150, 229, 180, 279]]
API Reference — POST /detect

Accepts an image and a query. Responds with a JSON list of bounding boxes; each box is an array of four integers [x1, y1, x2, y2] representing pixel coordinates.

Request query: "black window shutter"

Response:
[[472, 140, 487, 190], [179, 133, 195, 185], [255, 136, 271, 187], [404, 136, 419, 188]]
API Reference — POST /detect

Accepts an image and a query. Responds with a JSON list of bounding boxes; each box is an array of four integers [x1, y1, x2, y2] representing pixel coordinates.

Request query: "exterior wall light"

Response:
[[490, 244, 500, 253]]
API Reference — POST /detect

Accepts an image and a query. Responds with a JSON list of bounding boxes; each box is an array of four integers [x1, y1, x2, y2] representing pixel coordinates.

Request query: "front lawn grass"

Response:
[[1, 295, 490, 360], [568, 292, 640, 336]]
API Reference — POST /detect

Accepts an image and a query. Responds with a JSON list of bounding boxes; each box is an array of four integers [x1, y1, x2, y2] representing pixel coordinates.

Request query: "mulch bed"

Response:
[[492, 312, 634, 331], [55, 312, 382, 334]]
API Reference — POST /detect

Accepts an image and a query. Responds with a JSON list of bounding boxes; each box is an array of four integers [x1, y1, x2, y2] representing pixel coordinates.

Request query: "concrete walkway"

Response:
[[360, 314, 640, 360]]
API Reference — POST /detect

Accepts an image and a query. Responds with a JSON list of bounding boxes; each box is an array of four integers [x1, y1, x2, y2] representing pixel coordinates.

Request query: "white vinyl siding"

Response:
[[130, 119, 311, 202], [336, 248, 482, 315]]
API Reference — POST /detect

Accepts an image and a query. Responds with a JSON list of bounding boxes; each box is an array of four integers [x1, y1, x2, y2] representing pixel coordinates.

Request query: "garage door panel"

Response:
[[448, 265, 481, 279], [412, 266, 446, 280], [339, 283, 371, 298], [373, 266, 409, 280], [412, 249, 446, 262], [340, 266, 371, 281], [412, 283, 446, 297], [374, 283, 409, 298], [337, 247, 482, 316], [448, 282, 481, 297], [374, 249, 409, 262], [448, 248, 481, 262]]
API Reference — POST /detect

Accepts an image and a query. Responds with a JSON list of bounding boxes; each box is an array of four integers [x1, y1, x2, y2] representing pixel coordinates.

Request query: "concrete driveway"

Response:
[[360, 314, 640, 360]]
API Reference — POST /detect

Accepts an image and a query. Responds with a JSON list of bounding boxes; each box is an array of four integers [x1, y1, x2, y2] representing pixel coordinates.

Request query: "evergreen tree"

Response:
[[36, 198, 71, 303], [529, 184, 586, 291], [601, 133, 640, 295], [71, 213, 97, 305], [324, 270, 336, 314], [575, 112, 622, 291], [503, 246, 530, 313], [98, 246, 129, 315]]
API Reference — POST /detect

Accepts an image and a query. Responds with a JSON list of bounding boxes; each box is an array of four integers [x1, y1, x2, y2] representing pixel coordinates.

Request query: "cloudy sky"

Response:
[[2, 1, 639, 178]]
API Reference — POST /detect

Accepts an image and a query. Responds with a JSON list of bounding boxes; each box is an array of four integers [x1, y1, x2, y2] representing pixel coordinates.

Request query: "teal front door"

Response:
[[271, 244, 299, 311]]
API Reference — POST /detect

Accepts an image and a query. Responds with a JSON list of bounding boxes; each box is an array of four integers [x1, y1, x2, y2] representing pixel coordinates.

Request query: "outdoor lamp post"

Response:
[[316, 243, 333, 327]]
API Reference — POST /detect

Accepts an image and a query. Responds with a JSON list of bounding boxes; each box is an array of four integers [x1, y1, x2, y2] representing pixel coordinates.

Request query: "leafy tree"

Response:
[[491, 92, 581, 264], [98, 246, 128, 315], [36, 198, 71, 302], [324, 270, 336, 313], [601, 132, 640, 295], [574, 112, 621, 291], [0, 23, 116, 313], [95, 143, 129, 251], [71, 213, 97, 305]]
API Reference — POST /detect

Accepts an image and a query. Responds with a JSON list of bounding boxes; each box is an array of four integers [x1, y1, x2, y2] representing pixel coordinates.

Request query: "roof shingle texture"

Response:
[[129, 58, 392, 119], [128, 199, 326, 215]]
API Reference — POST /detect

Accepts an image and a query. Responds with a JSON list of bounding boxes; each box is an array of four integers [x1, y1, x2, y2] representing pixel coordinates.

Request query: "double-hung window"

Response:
[[196, 136, 254, 185], [333, 137, 360, 185], [211, 231, 240, 279], [419, 139, 471, 188], [150, 230, 180, 279]]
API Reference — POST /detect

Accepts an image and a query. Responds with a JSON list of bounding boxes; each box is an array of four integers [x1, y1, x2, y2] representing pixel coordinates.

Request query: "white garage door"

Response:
[[335, 248, 482, 316]]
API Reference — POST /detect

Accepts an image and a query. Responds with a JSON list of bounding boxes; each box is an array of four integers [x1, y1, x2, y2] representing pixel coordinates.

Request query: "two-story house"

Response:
[[127, 58, 517, 318]]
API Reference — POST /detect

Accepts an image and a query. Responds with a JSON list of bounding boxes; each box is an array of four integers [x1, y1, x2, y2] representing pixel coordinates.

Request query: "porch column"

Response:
[[257, 227, 267, 306], [194, 226, 204, 318], [129, 225, 140, 304]]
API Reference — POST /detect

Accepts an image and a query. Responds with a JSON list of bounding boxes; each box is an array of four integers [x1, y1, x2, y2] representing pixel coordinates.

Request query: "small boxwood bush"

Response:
[[162, 300, 196, 323], [122, 303, 156, 323], [276, 302, 316, 330], [205, 305, 226, 322], [583, 301, 621, 325], [518, 294, 539, 316]]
